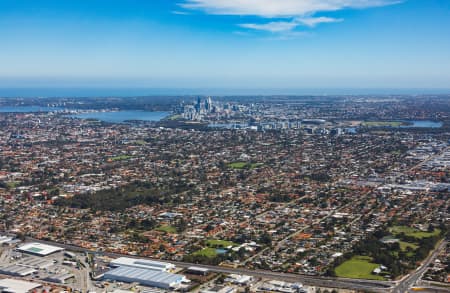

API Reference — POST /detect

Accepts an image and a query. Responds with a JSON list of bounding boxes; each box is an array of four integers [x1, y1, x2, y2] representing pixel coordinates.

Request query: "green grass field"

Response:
[[155, 225, 177, 234], [390, 226, 441, 239], [6, 181, 19, 189], [193, 248, 218, 258], [228, 162, 262, 169], [228, 162, 248, 169], [111, 155, 133, 161], [335, 256, 385, 280], [206, 239, 235, 248], [399, 241, 418, 251], [362, 121, 404, 127]]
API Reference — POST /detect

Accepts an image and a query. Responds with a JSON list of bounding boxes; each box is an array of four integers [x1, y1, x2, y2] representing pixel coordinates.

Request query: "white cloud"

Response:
[[180, 0, 401, 35], [180, 0, 400, 17], [239, 16, 342, 34], [172, 10, 191, 15], [296, 16, 343, 27], [265, 30, 310, 40], [239, 21, 299, 33]]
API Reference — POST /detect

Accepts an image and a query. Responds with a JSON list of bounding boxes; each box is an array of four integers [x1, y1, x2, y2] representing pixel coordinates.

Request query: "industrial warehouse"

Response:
[[0, 264, 36, 277], [110, 257, 175, 272], [104, 257, 189, 290], [104, 266, 187, 289], [0, 279, 43, 293]]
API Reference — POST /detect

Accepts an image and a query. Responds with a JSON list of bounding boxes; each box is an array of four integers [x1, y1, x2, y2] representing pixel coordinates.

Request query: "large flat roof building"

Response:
[[0, 265, 37, 277], [0, 278, 42, 293], [186, 266, 210, 276], [17, 242, 63, 256], [110, 257, 175, 272], [104, 266, 186, 289]]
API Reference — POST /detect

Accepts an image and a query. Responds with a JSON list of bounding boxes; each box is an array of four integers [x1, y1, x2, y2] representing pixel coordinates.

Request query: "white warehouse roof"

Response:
[[110, 257, 175, 272], [0, 278, 42, 293], [17, 242, 64, 256], [104, 266, 185, 289], [0, 265, 37, 277]]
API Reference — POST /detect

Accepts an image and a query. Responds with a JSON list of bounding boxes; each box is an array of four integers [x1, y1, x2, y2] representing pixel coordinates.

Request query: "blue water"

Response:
[[208, 120, 444, 130], [72, 111, 169, 123], [209, 123, 249, 129], [401, 120, 443, 128], [0, 106, 62, 113]]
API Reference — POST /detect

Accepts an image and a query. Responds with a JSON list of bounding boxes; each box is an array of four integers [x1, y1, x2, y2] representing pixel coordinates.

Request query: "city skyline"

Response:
[[1, 0, 450, 90]]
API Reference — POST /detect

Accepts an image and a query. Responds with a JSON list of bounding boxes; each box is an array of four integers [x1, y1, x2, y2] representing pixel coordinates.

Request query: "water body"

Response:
[[0, 106, 62, 113], [401, 120, 443, 128], [209, 123, 249, 129], [72, 111, 169, 123], [209, 120, 443, 130]]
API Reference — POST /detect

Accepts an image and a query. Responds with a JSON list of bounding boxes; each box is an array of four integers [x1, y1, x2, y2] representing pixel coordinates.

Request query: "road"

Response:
[[392, 240, 447, 293], [27, 237, 394, 292], [408, 146, 449, 172]]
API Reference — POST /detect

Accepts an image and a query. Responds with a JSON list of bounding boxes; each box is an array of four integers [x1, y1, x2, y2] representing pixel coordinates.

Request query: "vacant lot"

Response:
[[335, 256, 384, 280]]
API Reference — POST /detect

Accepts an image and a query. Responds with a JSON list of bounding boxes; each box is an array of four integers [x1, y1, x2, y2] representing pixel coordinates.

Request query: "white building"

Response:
[[0, 278, 42, 293], [110, 257, 175, 272], [104, 266, 186, 289], [17, 242, 64, 256]]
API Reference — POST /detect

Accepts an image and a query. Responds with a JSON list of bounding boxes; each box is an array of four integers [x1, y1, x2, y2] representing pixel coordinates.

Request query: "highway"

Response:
[[392, 240, 448, 293], [27, 237, 394, 292]]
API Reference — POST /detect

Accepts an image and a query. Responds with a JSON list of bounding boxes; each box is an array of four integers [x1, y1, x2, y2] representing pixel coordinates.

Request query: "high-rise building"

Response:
[[205, 96, 212, 112]]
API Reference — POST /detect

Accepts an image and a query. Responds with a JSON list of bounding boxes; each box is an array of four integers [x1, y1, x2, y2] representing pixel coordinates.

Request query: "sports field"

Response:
[[362, 121, 404, 127], [228, 162, 262, 169], [206, 239, 236, 248], [193, 248, 218, 258]]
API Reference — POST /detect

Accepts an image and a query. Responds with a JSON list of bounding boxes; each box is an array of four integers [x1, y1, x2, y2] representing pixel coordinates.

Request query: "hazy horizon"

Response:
[[1, 86, 450, 98]]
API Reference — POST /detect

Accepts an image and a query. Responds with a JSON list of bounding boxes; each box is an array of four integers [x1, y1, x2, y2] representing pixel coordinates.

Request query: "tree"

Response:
[[260, 232, 272, 246], [176, 218, 187, 233]]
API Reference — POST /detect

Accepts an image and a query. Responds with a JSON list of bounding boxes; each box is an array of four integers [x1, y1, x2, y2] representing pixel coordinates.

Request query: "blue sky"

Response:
[[0, 0, 449, 90]]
